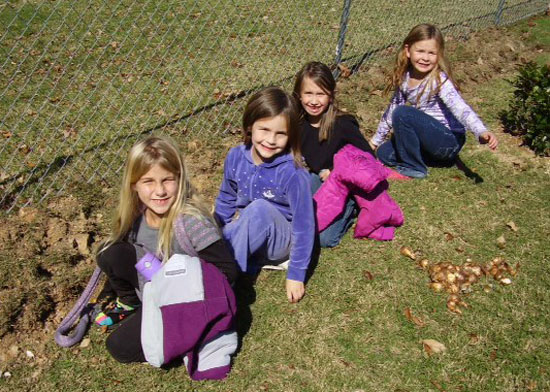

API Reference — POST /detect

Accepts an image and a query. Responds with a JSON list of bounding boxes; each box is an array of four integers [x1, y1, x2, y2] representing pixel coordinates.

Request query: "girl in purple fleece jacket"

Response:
[[215, 87, 315, 304], [372, 24, 498, 178]]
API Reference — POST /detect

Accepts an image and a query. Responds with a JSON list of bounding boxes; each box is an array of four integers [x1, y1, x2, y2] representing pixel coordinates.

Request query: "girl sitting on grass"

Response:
[[215, 87, 315, 303], [95, 135, 238, 379], [371, 23, 498, 178]]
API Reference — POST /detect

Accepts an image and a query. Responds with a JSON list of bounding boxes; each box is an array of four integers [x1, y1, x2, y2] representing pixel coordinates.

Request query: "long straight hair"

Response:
[[242, 86, 302, 166], [386, 24, 458, 102], [293, 61, 342, 142], [100, 135, 213, 260]]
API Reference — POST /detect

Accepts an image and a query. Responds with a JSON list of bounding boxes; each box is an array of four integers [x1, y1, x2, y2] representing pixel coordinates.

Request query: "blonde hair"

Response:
[[100, 135, 213, 260], [293, 62, 342, 142], [242, 86, 302, 166], [386, 24, 458, 102]]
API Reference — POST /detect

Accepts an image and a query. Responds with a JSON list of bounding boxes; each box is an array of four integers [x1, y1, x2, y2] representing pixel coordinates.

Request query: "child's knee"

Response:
[[376, 141, 396, 165], [391, 105, 414, 125], [240, 199, 277, 224], [97, 242, 136, 271]]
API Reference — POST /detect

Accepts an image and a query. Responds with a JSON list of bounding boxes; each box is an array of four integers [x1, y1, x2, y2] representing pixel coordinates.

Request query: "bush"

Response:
[[500, 62, 550, 156]]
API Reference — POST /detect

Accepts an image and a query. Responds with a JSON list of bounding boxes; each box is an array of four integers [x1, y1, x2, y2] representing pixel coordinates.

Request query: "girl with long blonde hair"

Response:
[[372, 24, 498, 178], [95, 135, 237, 367]]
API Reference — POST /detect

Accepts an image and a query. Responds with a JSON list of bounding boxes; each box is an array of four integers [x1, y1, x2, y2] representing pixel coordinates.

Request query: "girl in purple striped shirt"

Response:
[[371, 24, 498, 178]]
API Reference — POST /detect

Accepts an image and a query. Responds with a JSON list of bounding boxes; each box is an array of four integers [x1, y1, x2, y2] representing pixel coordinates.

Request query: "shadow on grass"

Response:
[[455, 156, 484, 183], [233, 274, 256, 355]]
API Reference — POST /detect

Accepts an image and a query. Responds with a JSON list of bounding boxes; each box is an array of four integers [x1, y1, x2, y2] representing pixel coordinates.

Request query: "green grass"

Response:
[[1, 9, 550, 392], [0, 0, 547, 211]]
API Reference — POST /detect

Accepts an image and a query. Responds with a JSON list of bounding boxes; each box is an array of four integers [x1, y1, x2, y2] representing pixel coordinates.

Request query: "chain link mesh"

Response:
[[0, 0, 547, 212]]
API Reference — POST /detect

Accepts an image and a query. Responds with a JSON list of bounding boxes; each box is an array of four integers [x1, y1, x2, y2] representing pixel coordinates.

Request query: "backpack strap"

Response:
[[54, 266, 103, 347], [174, 215, 199, 258]]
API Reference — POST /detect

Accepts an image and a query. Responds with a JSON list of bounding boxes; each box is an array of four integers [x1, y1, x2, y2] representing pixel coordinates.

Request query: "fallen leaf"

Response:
[[527, 380, 537, 390], [444, 232, 454, 241], [79, 338, 91, 348], [430, 380, 446, 392], [489, 349, 497, 361], [468, 333, 480, 345], [2, 131, 12, 138], [19, 144, 31, 155], [404, 308, 425, 327], [506, 221, 518, 232], [370, 89, 383, 97], [422, 339, 446, 355], [338, 63, 351, 78], [496, 235, 506, 249], [362, 270, 373, 281], [63, 126, 77, 138]]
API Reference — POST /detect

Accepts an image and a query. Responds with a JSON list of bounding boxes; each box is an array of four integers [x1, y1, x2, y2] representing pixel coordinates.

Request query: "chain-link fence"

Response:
[[0, 0, 547, 212]]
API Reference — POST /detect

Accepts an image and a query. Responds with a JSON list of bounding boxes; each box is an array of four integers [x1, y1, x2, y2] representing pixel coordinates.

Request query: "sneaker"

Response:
[[94, 298, 137, 328], [387, 168, 411, 181], [261, 259, 290, 271]]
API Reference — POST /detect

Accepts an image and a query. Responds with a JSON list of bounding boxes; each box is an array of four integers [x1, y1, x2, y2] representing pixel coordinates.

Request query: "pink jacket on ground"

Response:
[[313, 144, 404, 241]]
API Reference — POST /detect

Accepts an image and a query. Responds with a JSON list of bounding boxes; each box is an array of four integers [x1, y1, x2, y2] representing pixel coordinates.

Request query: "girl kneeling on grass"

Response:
[[371, 23, 498, 179], [96, 135, 238, 379], [215, 87, 315, 304]]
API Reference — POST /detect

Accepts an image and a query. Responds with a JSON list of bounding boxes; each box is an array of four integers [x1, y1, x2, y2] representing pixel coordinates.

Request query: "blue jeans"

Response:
[[376, 105, 465, 178], [222, 199, 291, 275], [311, 173, 357, 248]]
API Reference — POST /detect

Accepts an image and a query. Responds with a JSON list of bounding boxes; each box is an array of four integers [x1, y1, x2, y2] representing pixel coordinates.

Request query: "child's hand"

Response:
[[368, 139, 378, 152], [479, 131, 498, 150], [319, 169, 331, 182], [286, 279, 305, 303]]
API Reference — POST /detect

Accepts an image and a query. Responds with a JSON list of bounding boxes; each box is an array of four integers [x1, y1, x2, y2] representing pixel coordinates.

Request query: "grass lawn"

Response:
[[0, 10, 549, 392], [0, 0, 547, 211]]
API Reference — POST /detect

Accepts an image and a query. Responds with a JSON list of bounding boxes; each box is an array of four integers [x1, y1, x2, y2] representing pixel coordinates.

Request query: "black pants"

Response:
[[97, 242, 145, 362], [96, 242, 141, 307], [105, 308, 145, 363]]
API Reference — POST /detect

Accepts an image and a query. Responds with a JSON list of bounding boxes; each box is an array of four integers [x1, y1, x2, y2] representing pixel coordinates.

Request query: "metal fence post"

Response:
[[333, 0, 353, 79], [495, 0, 506, 25]]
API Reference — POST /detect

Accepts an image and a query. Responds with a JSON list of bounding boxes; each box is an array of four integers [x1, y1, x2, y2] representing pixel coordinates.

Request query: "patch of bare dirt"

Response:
[[0, 195, 105, 372]]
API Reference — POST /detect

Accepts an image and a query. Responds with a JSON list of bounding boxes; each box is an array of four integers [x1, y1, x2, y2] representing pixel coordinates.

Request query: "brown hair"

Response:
[[293, 61, 342, 142], [242, 86, 302, 166], [386, 24, 457, 102]]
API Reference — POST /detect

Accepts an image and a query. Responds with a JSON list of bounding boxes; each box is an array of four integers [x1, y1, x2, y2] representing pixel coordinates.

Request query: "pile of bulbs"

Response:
[[400, 246, 517, 314]]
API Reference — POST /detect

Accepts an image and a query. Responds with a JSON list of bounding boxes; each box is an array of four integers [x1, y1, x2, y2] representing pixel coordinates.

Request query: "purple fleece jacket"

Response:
[[215, 145, 315, 282]]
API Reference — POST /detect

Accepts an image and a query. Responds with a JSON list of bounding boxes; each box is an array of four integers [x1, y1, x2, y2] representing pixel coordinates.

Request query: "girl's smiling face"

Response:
[[299, 77, 332, 127], [406, 38, 439, 78], [132, 163, 178, 227], [250, 114, 289, 165]]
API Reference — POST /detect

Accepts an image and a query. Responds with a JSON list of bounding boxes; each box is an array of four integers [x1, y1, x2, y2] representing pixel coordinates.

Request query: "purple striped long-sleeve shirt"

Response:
[[372, 71, 487, 146]]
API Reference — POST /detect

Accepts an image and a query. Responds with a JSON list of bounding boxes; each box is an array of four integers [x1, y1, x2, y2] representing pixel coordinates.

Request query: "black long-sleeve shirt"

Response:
[[300, 114, 374, 174]]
